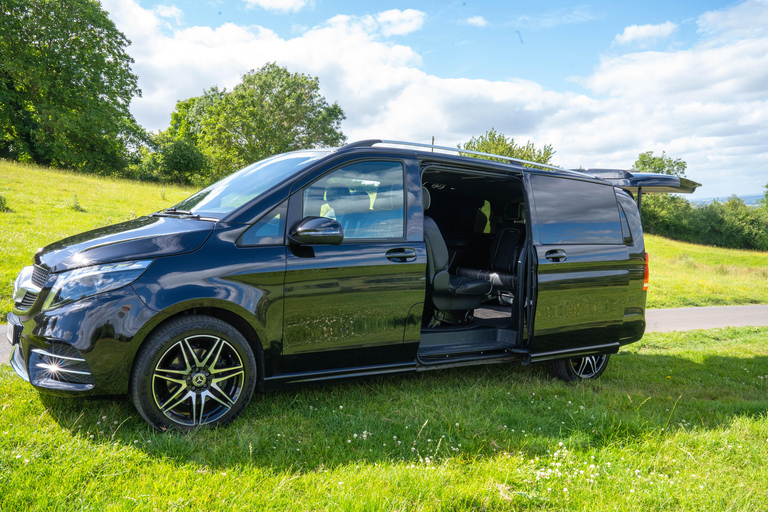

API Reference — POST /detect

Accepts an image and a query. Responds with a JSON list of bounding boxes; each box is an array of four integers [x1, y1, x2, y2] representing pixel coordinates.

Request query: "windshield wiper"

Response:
[[150, 208, 219, 222]]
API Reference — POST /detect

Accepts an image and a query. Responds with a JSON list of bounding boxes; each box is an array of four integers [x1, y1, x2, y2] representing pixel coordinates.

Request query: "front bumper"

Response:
[[8, 313, 95, 391], [7, 286, 161, 396]]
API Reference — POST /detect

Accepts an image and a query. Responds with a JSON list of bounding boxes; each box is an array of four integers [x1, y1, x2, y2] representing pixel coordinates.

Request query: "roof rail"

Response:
[[338, 139, 579, 174]]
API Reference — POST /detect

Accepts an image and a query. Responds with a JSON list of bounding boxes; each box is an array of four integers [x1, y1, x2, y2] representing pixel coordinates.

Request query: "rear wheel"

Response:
[[131, 315, 257, 430], [546, 354, 610, 382]]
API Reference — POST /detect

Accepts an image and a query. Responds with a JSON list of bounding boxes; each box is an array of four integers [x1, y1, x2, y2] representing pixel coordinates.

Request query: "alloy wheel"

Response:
[[151, 334, 245, 427], [567, 355, 607, 379]]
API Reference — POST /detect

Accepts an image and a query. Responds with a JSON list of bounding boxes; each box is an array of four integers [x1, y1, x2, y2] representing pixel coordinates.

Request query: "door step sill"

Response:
[[418, 327, 523, 364]]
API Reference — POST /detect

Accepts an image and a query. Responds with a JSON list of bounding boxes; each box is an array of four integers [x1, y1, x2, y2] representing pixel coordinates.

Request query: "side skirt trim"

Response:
[[263, 361, 418, 388], [527, 342, 620, 364]]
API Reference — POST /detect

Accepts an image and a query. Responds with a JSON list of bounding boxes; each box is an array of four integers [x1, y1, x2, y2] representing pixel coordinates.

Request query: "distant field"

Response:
[[1, 326, 767, 510], [1, 161, 767, 321], [645, 234, 768, 308]]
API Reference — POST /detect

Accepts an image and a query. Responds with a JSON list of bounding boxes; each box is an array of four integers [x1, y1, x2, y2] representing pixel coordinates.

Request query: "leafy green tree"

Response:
[[0, 0, 143, 174], [459, 128, 555, 165], [632, 150, 689, 234], [160, 139, 208, 186], [166, 89, 226, 146], [168, 63, 346, 182], [632, 150, 687, 177]]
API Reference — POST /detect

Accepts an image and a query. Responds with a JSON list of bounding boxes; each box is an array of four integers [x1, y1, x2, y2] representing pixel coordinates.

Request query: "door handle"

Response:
[[386, 248, 417, 262], [545, 249, 567, 262]]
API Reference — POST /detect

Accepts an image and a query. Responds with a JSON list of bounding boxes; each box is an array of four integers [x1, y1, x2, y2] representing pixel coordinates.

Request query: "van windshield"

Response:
[[173, 150, 332, 217]]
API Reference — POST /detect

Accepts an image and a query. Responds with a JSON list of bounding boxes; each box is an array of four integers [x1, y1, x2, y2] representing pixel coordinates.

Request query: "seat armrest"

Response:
[[449, 275, 492, 295], [433, 269, 450, 291]]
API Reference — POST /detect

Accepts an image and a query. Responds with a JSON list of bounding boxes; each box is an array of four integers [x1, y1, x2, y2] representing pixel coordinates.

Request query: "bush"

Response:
[[0, 194, 10, 212], [159, 139, 208, 186], [121, 146, 162, 183]]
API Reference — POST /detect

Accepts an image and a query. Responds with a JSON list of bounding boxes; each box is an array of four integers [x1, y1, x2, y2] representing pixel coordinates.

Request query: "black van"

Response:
[[7, 140, 700, 430]]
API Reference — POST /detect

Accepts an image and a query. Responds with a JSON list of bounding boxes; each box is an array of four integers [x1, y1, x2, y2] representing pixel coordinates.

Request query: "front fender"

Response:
[[129, 245, 286, 377]]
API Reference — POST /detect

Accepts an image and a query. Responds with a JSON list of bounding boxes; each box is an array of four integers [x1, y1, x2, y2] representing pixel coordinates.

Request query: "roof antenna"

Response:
[[431, 136, 434, 152]]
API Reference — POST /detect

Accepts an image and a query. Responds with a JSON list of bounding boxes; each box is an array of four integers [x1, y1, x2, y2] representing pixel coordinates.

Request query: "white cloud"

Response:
[[104, 0, 768, 197], [573, 1, 768, 195], [613, 21, 677, 46], [154, 5, 183, 25], [697, 0, 768, 40], [242, 0, 308, 13], [375, 9, 426, 36], [466, 16, 488, 28]]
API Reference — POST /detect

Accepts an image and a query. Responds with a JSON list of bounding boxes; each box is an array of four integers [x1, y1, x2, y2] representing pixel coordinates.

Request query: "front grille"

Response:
[[13, 265, 49, 312], [31, 265, 49, 288], [16, 291, 37, 310]]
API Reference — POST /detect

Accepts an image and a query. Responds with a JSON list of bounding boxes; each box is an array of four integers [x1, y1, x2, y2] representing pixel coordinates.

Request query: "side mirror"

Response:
[[288, 216, 344, 245]]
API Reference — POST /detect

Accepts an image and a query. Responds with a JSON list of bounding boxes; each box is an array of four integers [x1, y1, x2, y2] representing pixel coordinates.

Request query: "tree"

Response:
[[632, 150, 687, 177], [166, 89, 226, 146], [758, 183, 768, 210], [459, 128, 555, 165], [168, 63, 346, 182], [159, 139, 208, 186], [632, 150, 692, 238], [0, 0, 143, 174]]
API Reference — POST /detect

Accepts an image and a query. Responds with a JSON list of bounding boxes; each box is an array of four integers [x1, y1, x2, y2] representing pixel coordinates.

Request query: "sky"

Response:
[[101, 0, 768, 199]]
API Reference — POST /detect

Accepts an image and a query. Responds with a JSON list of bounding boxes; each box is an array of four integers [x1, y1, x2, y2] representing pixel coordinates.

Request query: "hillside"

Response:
[[0, 161, 190, 319], [1, 161, 766, 320]]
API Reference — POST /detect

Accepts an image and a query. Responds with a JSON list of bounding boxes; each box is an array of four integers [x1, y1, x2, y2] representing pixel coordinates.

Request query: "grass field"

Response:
[[0, 161, 190, 320], [645, 234, 768, 308], [1, 326, 767, 510]]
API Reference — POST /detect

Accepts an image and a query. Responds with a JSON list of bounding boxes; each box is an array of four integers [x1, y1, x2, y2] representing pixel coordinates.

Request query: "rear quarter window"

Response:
[[530, 174, 622, 245], [615, 189, 644, 247]]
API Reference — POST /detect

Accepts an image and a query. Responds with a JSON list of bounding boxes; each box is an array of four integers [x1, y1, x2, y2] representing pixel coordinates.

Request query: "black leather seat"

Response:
[[456, 202, 524, 292], [423, 188, 491, 311]]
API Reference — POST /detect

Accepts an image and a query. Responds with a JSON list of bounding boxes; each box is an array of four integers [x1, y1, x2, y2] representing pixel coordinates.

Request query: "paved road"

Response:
[[3, 305, 768, 366], [645, 304, 768, 332]]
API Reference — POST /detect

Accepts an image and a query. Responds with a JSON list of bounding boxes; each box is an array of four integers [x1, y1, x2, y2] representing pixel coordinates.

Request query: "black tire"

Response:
[[130, 315, 257, 431], [545, 354, 610, 382]]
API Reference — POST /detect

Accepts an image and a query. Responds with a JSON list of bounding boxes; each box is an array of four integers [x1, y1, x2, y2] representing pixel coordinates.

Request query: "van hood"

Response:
[[35, 216, 215, 273]]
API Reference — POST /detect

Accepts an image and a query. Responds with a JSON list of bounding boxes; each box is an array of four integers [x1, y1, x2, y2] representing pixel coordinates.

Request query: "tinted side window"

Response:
[[618, 202, 633, 245], [239, 201, 287, 246], [530, 174, 622, 245], [616, 189, 644, 246], [302, 161, 405, 239]]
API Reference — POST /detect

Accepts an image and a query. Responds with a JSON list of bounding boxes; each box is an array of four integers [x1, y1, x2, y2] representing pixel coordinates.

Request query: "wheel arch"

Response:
[[129, 302, 269, 393]]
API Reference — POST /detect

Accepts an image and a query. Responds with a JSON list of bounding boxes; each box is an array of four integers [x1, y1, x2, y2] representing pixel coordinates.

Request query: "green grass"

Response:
[[0, 160, 190, 321], [645, 234, 768, 308], [1, 326, 767, 510]]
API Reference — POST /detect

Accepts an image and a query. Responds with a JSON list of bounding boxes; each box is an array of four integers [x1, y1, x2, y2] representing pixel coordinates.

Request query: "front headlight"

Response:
[[42, 260, 153, 311]]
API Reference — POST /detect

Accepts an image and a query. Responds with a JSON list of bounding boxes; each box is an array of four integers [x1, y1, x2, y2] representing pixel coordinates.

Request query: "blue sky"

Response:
[[102, 0, 768, 198], [173, 1, 722, 89]]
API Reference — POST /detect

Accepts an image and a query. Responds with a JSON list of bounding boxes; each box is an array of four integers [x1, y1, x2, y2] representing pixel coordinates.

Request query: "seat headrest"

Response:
[[517, 203, 526, 223], [325, 186, 352, 203], [504, 202, 519, 220], [422, 187, 431, 210]]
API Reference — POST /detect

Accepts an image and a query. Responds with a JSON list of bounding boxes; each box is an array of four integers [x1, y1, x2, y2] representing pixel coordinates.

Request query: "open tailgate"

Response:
[[578, 169, 701, 194]]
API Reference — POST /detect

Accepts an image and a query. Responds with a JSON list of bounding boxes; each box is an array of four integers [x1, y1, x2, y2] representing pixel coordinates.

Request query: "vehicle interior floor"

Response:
[[422, 304, 513, 332], [418, 303, 521, 363]]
